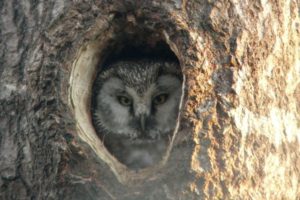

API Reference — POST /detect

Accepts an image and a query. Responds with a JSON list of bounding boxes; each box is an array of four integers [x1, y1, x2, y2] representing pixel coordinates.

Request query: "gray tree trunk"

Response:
[[0, 0, 299, 199]]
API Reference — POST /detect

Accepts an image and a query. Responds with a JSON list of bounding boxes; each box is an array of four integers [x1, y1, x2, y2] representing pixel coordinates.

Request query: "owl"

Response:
[[92, 59, 182, 169]]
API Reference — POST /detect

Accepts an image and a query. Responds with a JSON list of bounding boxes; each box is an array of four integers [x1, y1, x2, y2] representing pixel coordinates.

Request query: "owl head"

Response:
[[93, 60, 182, 141]]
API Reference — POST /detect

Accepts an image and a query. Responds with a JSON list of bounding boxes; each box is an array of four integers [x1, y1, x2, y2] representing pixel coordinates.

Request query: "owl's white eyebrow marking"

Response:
[[156, 75, 181, 92], [126, 84, 156, 116], [102, 77, 124, 92], [115, 90, 130, 96]]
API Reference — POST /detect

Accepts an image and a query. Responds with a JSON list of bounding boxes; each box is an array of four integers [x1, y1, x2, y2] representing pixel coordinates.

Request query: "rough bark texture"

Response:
[[0, 0, 299, 199]]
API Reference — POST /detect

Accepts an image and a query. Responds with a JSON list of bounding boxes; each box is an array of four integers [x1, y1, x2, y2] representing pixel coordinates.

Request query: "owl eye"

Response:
[[117, 95, 132, 106], [153, 93, 169, 105]]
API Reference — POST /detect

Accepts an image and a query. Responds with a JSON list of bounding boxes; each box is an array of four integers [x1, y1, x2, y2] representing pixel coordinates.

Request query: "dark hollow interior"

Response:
[[102, 40, 179, 69]]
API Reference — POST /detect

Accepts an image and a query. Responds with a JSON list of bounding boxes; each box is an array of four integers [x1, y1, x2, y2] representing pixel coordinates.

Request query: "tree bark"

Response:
[[0, 0, 299, 199]]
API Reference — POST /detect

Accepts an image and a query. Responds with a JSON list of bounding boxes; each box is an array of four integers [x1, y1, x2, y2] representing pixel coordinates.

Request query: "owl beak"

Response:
[[140, 114, 146, 132]]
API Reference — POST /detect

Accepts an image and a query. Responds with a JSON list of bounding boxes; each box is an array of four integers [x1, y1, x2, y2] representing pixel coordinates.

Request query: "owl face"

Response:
[[93, 60, 182, 141]]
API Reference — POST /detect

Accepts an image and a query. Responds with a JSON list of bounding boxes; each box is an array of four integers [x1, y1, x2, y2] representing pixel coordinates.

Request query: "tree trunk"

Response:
[[0, 0, 299, 199]]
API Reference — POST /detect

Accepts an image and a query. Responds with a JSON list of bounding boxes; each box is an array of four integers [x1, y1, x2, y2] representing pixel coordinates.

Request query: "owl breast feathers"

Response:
[[92, 59, 182, 169]]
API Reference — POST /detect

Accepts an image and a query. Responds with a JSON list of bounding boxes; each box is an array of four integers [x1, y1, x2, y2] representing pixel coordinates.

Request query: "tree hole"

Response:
[[91, 34, 183, 170]]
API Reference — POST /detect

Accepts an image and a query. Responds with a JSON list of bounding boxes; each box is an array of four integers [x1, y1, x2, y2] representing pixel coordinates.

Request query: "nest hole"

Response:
[[92, 32, 183, 169], [69, 26, 185, 183]]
